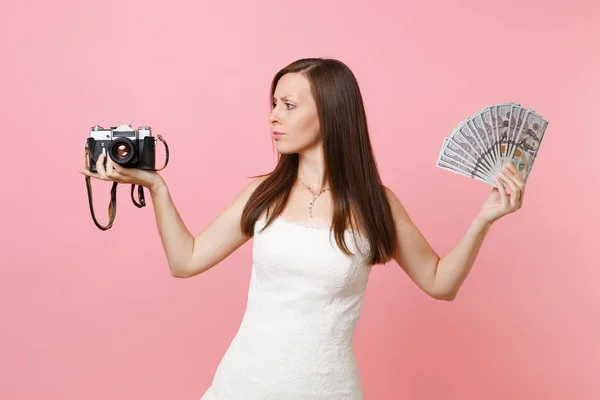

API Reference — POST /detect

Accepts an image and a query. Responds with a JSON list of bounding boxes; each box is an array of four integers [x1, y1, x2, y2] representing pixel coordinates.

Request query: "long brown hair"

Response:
[[241, 58, 397, 266]]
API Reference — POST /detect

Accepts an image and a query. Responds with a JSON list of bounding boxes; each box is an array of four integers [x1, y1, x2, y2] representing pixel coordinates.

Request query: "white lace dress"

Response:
[[201, 215, 372, 400]]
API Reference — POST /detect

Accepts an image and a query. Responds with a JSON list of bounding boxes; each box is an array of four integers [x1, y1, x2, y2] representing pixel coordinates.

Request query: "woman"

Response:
[[80, 58, 525, 399]]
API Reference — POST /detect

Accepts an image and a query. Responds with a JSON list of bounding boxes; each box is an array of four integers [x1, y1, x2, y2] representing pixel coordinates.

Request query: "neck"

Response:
[[297, 148, 328, 191]]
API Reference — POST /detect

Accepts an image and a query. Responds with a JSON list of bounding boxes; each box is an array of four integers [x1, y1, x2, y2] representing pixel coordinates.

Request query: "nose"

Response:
[[268, 106, 280, 124]]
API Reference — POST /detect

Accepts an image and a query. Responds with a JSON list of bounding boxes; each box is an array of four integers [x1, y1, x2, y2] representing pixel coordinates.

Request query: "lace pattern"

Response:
[[201, 215, 372, 400]]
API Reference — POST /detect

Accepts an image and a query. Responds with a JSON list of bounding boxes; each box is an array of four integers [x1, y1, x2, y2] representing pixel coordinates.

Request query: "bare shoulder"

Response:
[[184, 173, 271, 277], [383, 184, 412, 226], [250, 173, 271, 190], [220, 172, 272, 225], [382, 184, 440, 298], [236, 173, 271, 205]]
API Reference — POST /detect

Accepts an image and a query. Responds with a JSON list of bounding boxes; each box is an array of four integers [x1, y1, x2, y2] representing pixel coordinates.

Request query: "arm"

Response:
[[429, 164, 523, 298], [80, 151, 269, 279], [430, 217, 492, 300], [384, 186, 492, 301], [150, 175, 269, 278]]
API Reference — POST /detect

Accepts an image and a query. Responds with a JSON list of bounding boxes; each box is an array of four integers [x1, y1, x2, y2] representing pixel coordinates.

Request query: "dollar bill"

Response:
[[436, 139, 497, 186], [479, 107, 502, 176], [489, 105, 502, 172], [446, 134, 494, 178], [504, 110, 548, 183], [437, 102, 547, 187], [436, 137, 496, 184], [465, 117, 495, 171], [496, 102, 516, 165], [452, 117, 494, 174], [506, 106, 528, 167]]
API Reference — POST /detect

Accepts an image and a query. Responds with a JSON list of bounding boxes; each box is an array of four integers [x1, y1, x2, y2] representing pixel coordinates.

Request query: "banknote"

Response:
[[472, 109, 500, 176], [436, 137, 496, 184], [445, 134, 497, 181], [507, 106, 528, 166], [465, 117, 495, 170], [496, 102, 515, 165], [455, 122, 496, 176], [445, 133, 498, 179], [437, 102, 548, 187], [436, 138, 497, 186], [489, 105, 502, 171], [504, 110, 548, 183]]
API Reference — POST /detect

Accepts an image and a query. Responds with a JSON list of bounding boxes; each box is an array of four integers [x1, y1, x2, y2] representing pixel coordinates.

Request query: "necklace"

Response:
[[298, 176, 330, 218]]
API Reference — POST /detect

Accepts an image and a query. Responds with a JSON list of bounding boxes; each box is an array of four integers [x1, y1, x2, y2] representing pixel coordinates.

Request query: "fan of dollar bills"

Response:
[[436, 102, 548, 187]]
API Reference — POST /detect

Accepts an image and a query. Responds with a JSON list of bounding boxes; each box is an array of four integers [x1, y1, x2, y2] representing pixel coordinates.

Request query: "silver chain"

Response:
[[298, 176, 330, 218]]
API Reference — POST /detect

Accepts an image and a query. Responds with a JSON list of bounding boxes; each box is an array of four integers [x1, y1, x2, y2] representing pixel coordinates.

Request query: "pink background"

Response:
[[1, 0, 598, 399]]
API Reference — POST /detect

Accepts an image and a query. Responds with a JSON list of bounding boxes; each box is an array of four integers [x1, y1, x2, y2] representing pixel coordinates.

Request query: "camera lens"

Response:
[[109, 138, 136, 165], [116, 144, 129, 157]]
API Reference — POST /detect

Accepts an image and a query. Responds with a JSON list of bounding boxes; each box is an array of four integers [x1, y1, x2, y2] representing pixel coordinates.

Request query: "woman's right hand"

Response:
[[79, 150, 166, 193]]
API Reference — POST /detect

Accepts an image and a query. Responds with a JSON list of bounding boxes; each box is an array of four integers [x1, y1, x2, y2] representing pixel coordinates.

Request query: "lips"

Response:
[[273, 131, 285, 135]]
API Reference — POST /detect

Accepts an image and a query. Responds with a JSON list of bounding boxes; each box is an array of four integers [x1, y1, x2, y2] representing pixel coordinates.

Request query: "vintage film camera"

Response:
[[84, 124, 169, 231], [87, 124, 158, 171]]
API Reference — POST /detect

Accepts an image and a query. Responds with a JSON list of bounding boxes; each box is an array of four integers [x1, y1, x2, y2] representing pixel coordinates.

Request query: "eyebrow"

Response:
[[272, 95, 296, 101]]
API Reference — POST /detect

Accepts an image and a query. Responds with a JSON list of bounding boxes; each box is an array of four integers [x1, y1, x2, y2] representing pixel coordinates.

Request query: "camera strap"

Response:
[[84, 134, 169, 231]]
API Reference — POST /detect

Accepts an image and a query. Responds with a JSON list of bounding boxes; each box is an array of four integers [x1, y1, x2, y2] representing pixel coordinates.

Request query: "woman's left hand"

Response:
[[476, 162, 526, 224]]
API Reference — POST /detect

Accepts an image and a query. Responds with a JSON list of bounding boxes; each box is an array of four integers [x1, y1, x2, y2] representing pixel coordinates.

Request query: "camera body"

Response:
[[86, 124, 157, 172]]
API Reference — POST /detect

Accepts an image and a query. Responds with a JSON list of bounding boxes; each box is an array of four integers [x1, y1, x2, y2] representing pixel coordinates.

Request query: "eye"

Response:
[[272, 101, 295, 109]]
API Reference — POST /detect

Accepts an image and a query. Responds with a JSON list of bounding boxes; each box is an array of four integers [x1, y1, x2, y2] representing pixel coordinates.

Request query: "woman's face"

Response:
[[269, 72, 321, 154]]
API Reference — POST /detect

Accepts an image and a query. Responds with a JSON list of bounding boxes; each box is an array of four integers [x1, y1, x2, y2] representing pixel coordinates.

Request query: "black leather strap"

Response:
[[131, 184, 146, 208], [155, 134, 169, 171], [85, 176, 118, 230]]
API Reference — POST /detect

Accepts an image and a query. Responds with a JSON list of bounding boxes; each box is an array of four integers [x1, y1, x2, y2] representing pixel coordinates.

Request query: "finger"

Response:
[[499, 173, 520, 210], [106, 154, 114, 176], [111, 160, 124, 175], [505, 163, 525, 188], [495, 176, 509, 210], [79, 168, 101, 179], [106, 156, 124, 181], [518, 185, 525, 208], [510, 164, 525, 206], [96, 148, 108, 179], [504, 164, 525, 207]]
